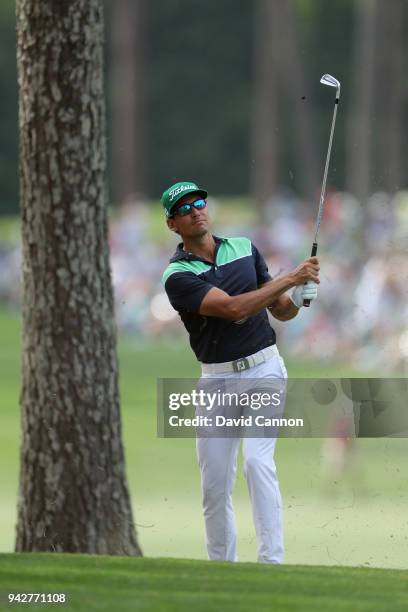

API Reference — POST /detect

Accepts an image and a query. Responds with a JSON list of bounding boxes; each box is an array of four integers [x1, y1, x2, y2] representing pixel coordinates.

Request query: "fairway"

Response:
[[1, 309, 408, 568], [1, 553, 408, 612]]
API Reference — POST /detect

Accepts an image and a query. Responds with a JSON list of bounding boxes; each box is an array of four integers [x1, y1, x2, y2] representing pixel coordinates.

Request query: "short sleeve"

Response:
[[164, 272, 215, 313], [252, 243, 272, 286]]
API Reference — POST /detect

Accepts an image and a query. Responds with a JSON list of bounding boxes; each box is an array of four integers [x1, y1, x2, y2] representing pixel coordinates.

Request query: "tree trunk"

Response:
[[277, 0, 319, 204], [374, 0, 405, 193], [110, 0, 145, 204], [251, 0, 279, 217], [15, 0, 141, 555], [345, 0, 377, 204]]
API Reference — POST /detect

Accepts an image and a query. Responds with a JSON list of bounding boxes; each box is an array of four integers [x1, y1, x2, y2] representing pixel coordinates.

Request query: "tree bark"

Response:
[[110, 0, 145, 204], [15, 0, 141, 555]]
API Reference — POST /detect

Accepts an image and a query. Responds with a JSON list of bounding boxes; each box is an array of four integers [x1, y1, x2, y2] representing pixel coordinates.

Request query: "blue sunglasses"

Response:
[[171, 198, 207, 218]]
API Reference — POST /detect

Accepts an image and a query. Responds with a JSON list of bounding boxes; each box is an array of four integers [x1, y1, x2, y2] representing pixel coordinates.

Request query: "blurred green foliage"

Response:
[[0, 0, 18, 214], [1, 0, 405, 213], [143, 0, 254, 199]]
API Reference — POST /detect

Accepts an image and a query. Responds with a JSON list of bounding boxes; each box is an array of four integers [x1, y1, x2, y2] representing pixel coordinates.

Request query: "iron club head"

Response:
[[320, 74, 341, 95]]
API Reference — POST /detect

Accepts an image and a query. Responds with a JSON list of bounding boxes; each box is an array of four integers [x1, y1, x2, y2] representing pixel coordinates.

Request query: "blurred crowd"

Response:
[[258, 190, 408, 374], [1, 190, 407, 374]]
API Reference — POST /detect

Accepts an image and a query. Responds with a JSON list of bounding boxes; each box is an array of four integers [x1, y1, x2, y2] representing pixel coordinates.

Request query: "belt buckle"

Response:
[[232, 357, 250, 372]]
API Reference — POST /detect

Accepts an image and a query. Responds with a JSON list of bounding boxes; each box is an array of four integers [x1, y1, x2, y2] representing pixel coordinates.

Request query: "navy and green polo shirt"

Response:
[[162, 236, 277, 363]]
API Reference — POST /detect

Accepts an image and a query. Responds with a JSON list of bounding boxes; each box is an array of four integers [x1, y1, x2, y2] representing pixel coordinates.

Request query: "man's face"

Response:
[[166, 192, 210, 239]]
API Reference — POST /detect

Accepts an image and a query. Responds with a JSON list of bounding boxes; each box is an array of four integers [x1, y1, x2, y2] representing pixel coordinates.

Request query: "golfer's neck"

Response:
[[182, 232, 215, 263]]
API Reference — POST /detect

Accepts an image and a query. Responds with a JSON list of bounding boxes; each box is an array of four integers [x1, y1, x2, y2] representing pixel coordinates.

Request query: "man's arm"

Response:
[[266, 280, 320, 320], [266, 291, 299, 321], [199, 257, 319, 321]]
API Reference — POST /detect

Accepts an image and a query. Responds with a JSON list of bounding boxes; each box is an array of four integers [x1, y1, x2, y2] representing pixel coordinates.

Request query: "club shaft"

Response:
[[305, 81, 340, 308], [314, 95, 339, 243]]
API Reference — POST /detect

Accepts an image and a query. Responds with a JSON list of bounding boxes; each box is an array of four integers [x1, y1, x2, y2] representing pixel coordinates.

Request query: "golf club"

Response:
[[304, 73, 341, 307]]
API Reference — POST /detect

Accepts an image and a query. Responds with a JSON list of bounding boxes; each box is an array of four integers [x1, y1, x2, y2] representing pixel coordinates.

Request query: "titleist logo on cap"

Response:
[[169, 184, 197, 202]]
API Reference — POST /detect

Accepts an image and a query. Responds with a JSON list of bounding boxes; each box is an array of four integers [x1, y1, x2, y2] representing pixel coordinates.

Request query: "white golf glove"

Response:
[[290, 282, 318, 308]]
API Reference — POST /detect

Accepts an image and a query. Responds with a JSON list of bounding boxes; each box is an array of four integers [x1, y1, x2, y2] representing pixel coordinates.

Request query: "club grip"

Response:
[[303, 243, 318, 307]]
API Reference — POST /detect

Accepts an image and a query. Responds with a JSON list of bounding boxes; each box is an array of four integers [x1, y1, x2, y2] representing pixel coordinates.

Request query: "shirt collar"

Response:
[[169, 235, 227, 263]]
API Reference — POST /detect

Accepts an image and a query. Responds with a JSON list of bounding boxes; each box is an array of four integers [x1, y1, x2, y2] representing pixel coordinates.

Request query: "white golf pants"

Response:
[[196, 351, 287, 563]]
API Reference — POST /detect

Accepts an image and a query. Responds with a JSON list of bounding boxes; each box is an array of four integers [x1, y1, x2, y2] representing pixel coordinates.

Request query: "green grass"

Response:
[[0, 554, 407, 611], [0, 215, 20, 245], [1, 307, 408, 568]]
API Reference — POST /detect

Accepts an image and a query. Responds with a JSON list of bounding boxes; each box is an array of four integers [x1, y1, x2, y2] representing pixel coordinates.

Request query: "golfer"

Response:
[[162, 181, 319, 563]]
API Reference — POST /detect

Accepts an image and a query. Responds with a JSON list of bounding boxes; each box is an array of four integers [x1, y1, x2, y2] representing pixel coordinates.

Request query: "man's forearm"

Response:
[[229, 274, 296, 320], [199, 257, 319, 320], [268, 294, 299, 321]]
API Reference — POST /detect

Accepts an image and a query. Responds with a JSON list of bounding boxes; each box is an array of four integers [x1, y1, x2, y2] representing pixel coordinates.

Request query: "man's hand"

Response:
[[289, 257, 320, 285], [287, 257, 320, 309], [290, 281, 318, 309]]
